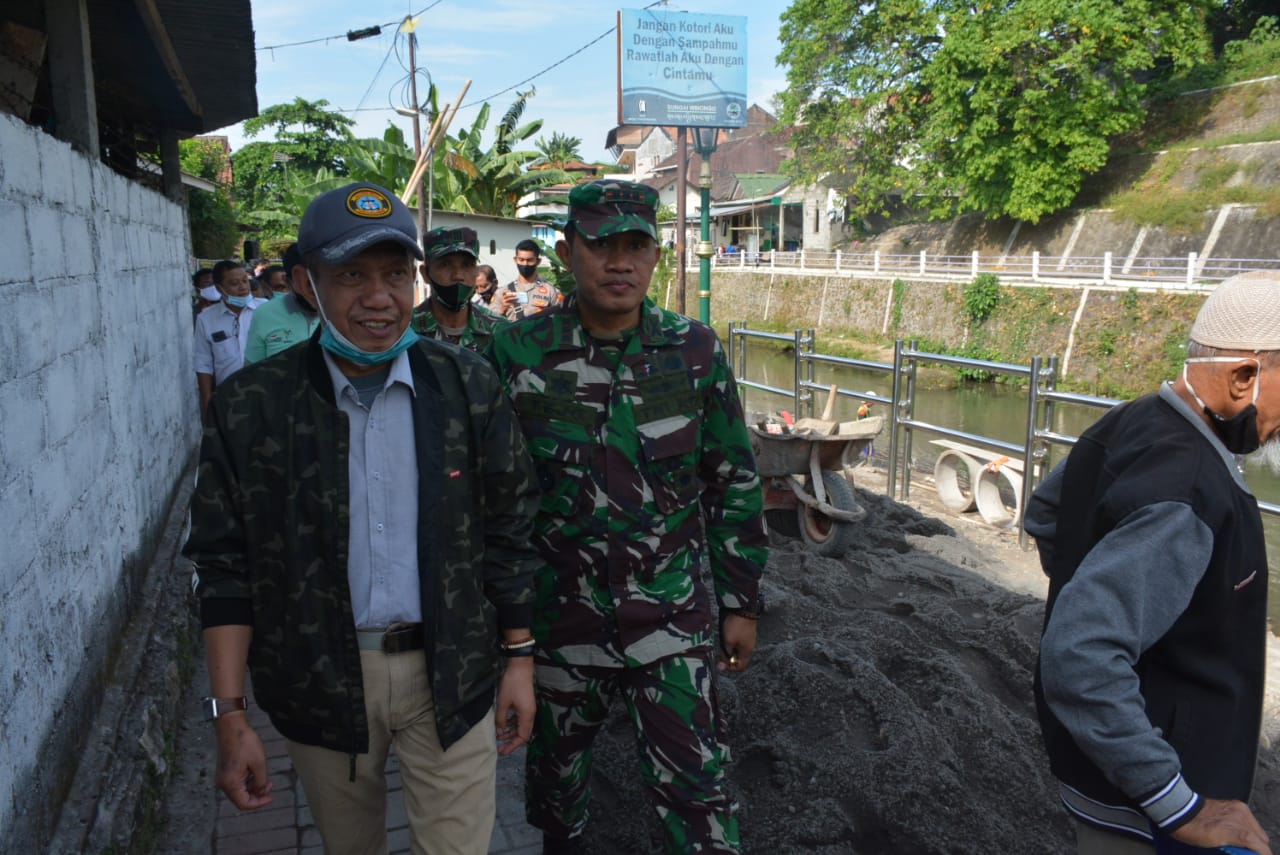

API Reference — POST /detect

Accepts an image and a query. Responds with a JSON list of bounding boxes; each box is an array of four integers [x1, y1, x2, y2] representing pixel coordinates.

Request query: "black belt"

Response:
[[356, 623, 425, 654]]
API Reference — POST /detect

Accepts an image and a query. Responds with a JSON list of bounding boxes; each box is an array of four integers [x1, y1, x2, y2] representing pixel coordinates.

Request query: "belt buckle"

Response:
[[382, 622, 414, 654]]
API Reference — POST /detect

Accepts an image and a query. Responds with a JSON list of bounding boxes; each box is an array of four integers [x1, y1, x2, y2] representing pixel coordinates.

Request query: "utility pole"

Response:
[[676, 126, 687, 315], [406, 23, 426, 239]]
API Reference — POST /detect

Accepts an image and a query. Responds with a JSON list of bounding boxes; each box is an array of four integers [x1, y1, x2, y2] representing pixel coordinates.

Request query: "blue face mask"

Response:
[[307, 271, 419, 366], [225, 294, 252, 309]]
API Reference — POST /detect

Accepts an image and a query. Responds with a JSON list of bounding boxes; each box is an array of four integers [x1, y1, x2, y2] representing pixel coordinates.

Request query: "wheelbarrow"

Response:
[[748, 414, 884, 557]]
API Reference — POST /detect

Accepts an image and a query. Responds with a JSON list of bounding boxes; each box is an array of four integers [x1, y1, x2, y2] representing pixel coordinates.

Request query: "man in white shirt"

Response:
[[194, 259, 255, 423]]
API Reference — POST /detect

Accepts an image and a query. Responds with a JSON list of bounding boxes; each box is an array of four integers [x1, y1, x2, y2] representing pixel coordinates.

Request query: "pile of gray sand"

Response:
[[570, 482, 1280, 854]]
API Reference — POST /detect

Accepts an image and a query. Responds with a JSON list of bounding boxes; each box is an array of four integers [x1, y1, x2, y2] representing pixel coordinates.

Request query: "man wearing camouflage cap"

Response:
[[487, 179, 768, 854], [412, 226, 509, 352], [185, 182, 541, 855], [1027, 270, 1278, 855]]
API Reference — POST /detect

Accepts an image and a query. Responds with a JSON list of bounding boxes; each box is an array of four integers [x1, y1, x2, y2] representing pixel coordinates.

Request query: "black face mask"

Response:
[[1205, 403, 1261, 455], [1183, 358, 1263, 455], [431, 280, 474, 313], [516, 263, 539, 279]]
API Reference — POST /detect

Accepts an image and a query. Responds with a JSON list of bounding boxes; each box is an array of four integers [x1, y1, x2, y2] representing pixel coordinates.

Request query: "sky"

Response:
[[222, 0, 793, 162]]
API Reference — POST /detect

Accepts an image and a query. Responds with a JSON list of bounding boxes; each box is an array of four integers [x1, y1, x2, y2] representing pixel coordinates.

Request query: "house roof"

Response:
[[643, 130, 793, 202], [3, 0, 258, 138], [735, 173, 789, 199], [85, 0, 257, 134]]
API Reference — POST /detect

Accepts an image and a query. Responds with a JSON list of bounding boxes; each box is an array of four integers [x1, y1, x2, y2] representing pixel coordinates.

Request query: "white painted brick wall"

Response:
[[62, 213, 95, 278], [0, 111, 200, 844], [0, 201, 31, 286], [27, 205, 65, 282]]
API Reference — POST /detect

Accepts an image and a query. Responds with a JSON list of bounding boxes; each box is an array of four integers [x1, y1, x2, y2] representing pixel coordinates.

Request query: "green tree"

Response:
[[426, 87, 573, 216], [777, 0, 1214, 223], [180, 138, 239, 258], [342, 125, 418, 191], [534, 131, 584, 168], [232, 98, 356, 233]]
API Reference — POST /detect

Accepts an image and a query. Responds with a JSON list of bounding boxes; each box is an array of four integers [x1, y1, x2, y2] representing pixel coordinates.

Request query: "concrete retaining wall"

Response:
[[0, 111, 199, 847]]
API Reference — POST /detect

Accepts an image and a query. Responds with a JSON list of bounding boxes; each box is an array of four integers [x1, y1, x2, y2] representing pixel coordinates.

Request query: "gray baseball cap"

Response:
[[297, 182, 423, 264]]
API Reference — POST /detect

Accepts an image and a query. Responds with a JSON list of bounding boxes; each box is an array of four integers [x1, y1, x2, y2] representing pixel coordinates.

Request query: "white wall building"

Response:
[[0, 109, 200, 846]]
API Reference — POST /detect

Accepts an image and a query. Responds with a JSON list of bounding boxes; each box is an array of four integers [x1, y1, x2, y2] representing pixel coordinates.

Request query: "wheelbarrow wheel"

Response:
[[797, 472, 858, 557]]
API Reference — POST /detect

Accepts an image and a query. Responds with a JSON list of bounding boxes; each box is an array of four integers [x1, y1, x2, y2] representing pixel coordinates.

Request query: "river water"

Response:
[[738, 344, 1280, 628]]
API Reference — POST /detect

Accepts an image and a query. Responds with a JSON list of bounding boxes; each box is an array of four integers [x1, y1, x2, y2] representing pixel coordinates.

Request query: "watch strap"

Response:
[[203, 696, 248, 721]]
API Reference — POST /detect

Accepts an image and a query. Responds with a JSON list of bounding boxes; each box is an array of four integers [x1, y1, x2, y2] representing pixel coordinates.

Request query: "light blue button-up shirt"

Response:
[[323, 350, 421, 628]]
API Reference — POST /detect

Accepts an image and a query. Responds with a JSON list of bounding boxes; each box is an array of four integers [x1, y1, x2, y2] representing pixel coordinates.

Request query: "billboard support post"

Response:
[[692, 128, 719, 326]]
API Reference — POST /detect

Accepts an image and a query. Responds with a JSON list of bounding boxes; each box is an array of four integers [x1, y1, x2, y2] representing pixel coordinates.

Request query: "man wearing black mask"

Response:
[[1026, 270, 1278, 855], [501, 238, 562, 320], [413, 227, 509, 352]]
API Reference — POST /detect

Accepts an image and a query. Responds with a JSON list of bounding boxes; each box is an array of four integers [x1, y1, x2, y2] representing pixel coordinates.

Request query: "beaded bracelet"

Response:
[[499, 637, 536, 652]]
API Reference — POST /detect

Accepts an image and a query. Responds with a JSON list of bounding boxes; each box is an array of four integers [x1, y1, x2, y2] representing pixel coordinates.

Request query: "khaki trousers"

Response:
[[286, 648, 496, 855], [1076, 821, 1157, 855]]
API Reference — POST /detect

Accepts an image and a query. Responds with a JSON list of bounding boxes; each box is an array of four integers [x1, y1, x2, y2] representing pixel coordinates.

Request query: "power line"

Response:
[[461, 0, 668, 108], [352, 33, 399, 114], [255, 1, 443, 52], [277, 0, 669, 118], [349, 3, 445, 115]]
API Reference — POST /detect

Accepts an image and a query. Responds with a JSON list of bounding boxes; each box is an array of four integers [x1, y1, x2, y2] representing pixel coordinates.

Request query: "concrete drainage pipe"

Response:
[[975, 460, 1023, 528], [933, 450, 979, 513]]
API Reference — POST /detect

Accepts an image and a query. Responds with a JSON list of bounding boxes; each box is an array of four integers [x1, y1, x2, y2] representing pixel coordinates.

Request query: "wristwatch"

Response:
[[725, 594, 766, 620], [202, 696, 248, 721]]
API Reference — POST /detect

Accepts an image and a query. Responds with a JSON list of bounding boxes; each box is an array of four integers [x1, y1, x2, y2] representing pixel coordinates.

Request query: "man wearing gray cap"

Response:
[[1027, 270, 1277, 855], [184, 182, 541, 854]]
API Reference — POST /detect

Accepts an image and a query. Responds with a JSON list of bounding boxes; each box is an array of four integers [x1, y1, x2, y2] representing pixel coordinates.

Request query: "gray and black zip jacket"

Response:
[[1026, 383, 1267, 841]]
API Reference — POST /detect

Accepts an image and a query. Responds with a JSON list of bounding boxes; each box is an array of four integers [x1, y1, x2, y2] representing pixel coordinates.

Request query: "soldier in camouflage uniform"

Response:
[[487, 179, 769, 854], [412, 226, 510, 352], [184, 183, 541, 855]]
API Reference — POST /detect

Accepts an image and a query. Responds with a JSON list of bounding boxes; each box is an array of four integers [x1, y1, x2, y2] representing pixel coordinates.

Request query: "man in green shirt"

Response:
[[243, 244, 319, 363], [488, 180, 768, 854]]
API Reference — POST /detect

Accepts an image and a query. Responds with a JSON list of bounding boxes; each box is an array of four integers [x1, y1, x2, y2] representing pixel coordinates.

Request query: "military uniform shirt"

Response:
[[412, 298, 509, 352], [488, 297, 768, 667]]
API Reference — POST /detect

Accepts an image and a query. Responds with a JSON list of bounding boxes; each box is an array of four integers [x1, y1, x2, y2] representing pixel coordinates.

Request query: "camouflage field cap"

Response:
[[422, 226, 480, 261], [568, 180, 659, 240], [298, 182, 423, 264]]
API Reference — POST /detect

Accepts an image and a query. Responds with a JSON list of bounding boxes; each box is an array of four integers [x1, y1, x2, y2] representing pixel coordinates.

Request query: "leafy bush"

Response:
[[1149, 17, 1280, 98], [891, 279, 907, 329], [962, 274, 1001, 326], [951, 342, 1001, 382]]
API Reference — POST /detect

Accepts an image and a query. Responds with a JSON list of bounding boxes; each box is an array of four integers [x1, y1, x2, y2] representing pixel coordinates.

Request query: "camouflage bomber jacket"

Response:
[[184, 333, 539, 751], [412, 298, 509, 352], [487, 296, 768, 667]]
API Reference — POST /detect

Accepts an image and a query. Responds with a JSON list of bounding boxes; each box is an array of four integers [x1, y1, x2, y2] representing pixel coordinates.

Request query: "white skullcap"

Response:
[[1189, 270, 1280, 351]]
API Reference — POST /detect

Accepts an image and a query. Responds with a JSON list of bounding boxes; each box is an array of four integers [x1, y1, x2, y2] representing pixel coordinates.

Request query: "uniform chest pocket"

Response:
[[526, 433, 597, 519], [638, 415, 700, 515]]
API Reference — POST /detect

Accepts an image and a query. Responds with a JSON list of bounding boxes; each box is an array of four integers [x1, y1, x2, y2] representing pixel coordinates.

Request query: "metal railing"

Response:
[[726, 323, 1280, 545], [699, 249, 1280, 290]]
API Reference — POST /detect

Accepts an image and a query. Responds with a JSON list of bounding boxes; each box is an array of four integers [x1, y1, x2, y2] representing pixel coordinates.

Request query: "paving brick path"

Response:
[[210, 700, 540, 855]]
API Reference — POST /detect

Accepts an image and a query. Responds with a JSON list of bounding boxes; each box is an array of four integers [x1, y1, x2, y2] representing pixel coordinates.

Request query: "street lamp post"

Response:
[[691, 127, 720, 326]]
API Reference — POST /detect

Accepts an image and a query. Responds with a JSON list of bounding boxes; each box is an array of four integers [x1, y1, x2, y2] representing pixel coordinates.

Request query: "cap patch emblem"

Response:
[[346, 187, 393, 219]]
